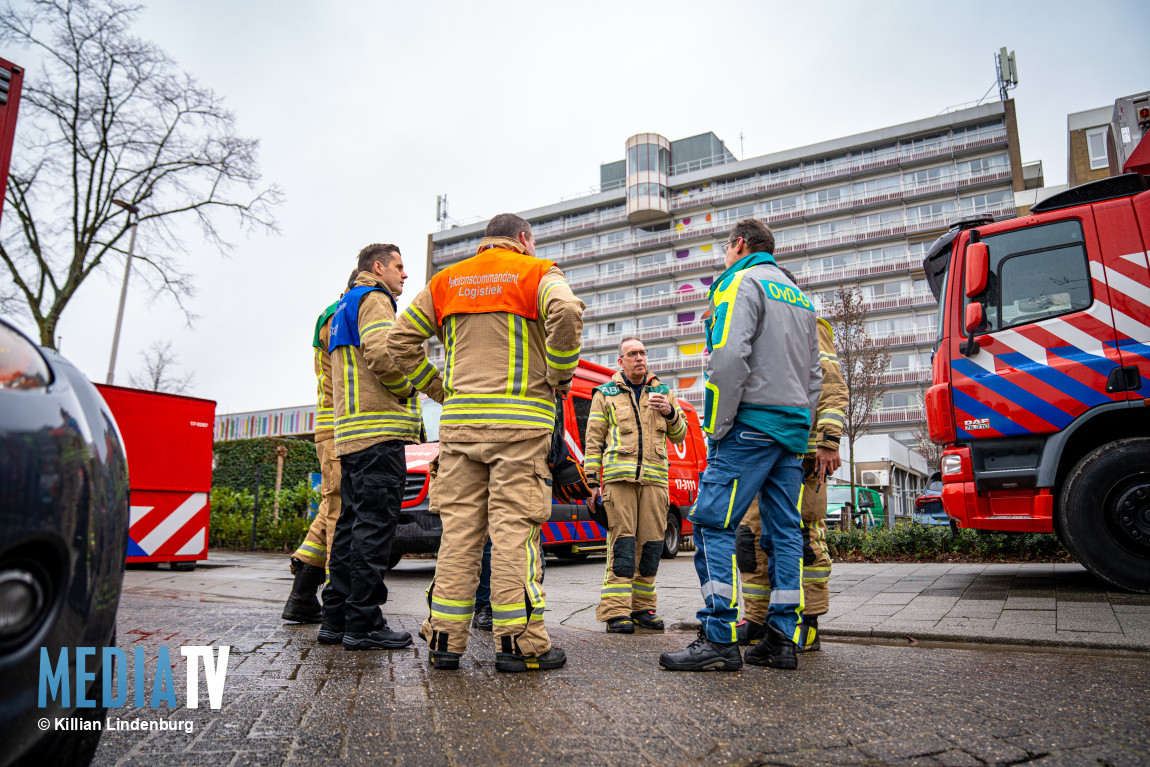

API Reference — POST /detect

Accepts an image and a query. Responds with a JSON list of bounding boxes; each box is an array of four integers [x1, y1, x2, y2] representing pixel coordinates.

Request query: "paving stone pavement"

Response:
[[84, 552, 1150, 766]]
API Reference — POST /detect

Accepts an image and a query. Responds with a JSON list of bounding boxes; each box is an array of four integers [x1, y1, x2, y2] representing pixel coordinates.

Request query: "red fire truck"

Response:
[[923, 144, 1150, 593]]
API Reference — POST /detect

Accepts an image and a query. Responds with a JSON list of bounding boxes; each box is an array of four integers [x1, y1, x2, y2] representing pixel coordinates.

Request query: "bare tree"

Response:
[[128, 339, 193, 394], [911, 389, 942, 474], [0, 0, 280, 348], [824, 284, 891, 531]]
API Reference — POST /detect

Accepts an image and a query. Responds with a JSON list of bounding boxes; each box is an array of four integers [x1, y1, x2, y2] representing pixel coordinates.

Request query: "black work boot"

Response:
[[798, 615, 821, 653], [659, 630, 743, 672], [429, 650, 462, 670], [736, 619, 767, 646], [631, 610, 664, 632], [605, 616, 635, 634], [473, 604, 493, 632], [282, 557, 325, 623], [343, 619, 414, 650], [744, 622, 798, 669], [495, 646, 567, 672], [317, 625, 343, 645]]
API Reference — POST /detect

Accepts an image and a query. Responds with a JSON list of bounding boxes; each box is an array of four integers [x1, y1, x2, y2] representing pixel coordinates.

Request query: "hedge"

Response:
[[213, 437, 319, 494], [209, 480, 318, 552], [826, 523, 1072, 562]]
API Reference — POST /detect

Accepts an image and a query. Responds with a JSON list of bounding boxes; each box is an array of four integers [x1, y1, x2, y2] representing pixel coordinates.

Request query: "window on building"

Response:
[[866, 316, 915, 337], [600, 230, 627, 248], [638, 314, 672, 330], [714, 203, 757, 225], [764, 194, 801, 216], [566, 265, 597, 283], [647, 345, 673, 360], [881, 392, 918, 410], [601, 318, 633, 334], [599, 259, 629, 277], [637, 283, 671, 299], [960, 190, 1012, 211], [537, 242, 561, 259], [1086, 127, 1109, 170], [853, 144, 898, 165], [903, 165, 949, 187], [812, 252, 859, 273], [854, 211, 901, 231], [862, 280, 910, 299], [906, 200, 957, 224], [956, 154, 1009, 177], [636, 251, 670, 267], [598, 289, 631, 306], [851, 175, 900, 197], [565, 236, 593, 254], [774, 227, 803, 246], [805, 185, 849, 206], [971, 219, 1092, 332], [857, 244, 906, 264], [808, 219, 852, 238]]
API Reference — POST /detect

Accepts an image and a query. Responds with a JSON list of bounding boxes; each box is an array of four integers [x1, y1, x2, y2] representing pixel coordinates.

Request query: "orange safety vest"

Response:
[[429, 248, 556, 326]]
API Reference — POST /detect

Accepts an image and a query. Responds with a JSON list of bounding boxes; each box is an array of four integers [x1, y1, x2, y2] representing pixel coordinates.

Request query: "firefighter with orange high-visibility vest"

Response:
[[282, 271, 359, 624], [388, 213, 584, 672]]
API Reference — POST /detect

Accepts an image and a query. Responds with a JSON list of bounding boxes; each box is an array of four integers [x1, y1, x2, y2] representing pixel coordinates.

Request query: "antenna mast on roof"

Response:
[[995, 47, 1018, 102], [436, 194, 450, 232]]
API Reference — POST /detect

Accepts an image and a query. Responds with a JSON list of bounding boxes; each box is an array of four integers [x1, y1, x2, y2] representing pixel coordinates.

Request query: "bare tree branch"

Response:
[[128, 339, 194, 394], [0, 0, 281, 348], [825, 283, 891, 531]]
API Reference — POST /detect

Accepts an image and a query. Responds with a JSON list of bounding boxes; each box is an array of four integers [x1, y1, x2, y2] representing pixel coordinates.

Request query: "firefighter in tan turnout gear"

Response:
[[585, 336, 688, 633], [319, 245, 422, 651], [737, 313, 846, 650], [283, 271, 359, 624], [388, 213, 584, 672]]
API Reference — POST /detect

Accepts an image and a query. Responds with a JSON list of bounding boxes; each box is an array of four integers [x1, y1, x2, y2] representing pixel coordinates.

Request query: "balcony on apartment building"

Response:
[[429, 124, 1010, 266]]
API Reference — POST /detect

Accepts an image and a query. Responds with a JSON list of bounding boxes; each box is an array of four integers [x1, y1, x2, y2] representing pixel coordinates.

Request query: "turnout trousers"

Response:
[[420, 434, 551, 658], [690, 427, 804, 644], [292, 437, 342, 570], [741, 456, 832, 621], [596, 481, 668, 621], [321, 440, 404, 633]]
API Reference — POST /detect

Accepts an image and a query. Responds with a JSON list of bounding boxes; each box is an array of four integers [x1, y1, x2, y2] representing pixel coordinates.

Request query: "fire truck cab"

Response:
[[923, 167, 1150, 593]]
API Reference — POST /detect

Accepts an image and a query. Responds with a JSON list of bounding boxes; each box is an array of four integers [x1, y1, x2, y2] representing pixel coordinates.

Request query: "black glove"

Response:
[[802, 525, 816, 566], [735, 525, 759, 573]]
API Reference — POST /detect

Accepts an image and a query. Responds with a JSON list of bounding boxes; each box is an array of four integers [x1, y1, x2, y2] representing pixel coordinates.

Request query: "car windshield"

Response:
[[827, 486, 852, 505], [421, 398, 442, 442]]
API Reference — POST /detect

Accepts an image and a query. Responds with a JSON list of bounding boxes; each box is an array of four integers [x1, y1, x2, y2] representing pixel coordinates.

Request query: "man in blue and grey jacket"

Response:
[[660, 218, 821, 672]]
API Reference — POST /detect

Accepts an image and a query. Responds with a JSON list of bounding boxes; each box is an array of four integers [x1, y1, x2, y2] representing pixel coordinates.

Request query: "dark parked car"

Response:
[[913, 472, 949, 526], [0, 319, 129, 766]]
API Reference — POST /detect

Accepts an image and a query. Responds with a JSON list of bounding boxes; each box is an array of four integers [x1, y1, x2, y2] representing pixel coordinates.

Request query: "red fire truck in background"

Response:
[[96, 384, 217, 570], [923, 137, 1150, 593]]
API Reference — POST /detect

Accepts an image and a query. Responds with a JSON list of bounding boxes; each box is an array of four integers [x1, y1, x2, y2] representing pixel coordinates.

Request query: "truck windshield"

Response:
[[421, 399, 441, 442], [827, 486, 853, 505]]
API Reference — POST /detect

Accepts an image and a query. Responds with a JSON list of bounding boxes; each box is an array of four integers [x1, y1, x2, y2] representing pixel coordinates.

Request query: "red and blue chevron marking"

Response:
[[542, 520, 606, 545]]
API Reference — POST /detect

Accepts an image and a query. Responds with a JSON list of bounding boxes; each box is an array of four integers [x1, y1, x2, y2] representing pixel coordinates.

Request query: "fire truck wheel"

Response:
[[661, 509, 682, 559], [1058, 437, 1150, 594]]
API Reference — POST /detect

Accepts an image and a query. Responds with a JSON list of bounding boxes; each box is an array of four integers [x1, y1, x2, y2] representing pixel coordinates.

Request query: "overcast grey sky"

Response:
[[8, 0, 1149, 415]]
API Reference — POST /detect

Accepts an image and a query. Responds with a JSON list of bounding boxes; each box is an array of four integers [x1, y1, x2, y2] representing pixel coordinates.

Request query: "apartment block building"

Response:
[[425, 101, 1024, 446]]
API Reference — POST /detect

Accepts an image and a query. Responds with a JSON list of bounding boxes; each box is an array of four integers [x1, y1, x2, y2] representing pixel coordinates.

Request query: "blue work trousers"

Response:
[[690, 427, 804, 644]]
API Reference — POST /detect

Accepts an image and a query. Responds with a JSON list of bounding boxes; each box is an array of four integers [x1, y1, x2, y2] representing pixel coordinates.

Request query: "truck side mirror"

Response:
[[965, 242, 989, 298], [964, 302, 984, 335]]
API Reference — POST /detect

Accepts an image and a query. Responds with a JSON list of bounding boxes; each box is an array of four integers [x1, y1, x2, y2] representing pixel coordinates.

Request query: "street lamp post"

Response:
[[106, 199, 139, 385]]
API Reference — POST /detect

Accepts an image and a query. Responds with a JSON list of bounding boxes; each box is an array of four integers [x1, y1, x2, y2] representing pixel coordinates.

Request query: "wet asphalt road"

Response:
[[86, 556, 1150, 767]]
